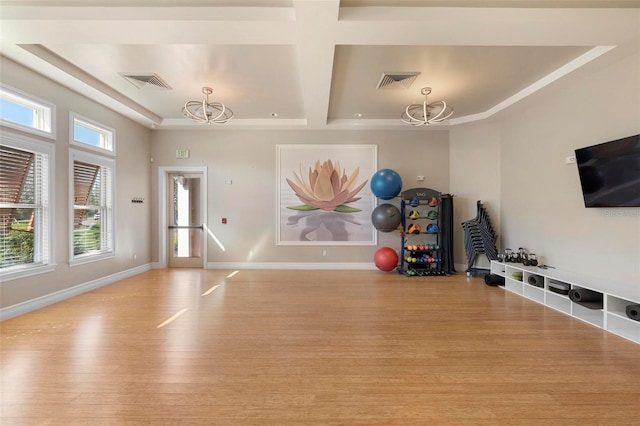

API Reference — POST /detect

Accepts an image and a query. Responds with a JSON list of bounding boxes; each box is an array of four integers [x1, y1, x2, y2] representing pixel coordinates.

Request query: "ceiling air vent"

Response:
[[119, 73, 172, 90], [376, 72, 420, 90]]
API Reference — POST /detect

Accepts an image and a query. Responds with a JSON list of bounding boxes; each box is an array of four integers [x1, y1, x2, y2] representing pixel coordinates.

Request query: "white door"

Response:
[[167, 172, 203, 268]]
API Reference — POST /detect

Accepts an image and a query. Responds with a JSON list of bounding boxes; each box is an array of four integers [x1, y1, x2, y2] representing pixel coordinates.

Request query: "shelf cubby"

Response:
[[503, 266, 523, 294], [523, 271, 545, 303], [489, 260, 639, 345], [547, 278, 570, 296], [608, 295, 638, 318], [523, 283, 545, 304], [606, 295, 640, 344], [490, 262, 506, 277], [606, 314, 640, 344], [571, 302, 604, 328], [505, 277, 524, 295], [546, 290, 572, 315], [523, 272, 544, 288]]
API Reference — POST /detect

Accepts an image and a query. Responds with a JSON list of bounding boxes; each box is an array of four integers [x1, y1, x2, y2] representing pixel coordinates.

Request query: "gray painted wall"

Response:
[[0, 58, 152, 308], [500, 47, 640, 301], [150, 129, 450, 265], [450, 122, 502, 272], [451, 46, 640, 301]]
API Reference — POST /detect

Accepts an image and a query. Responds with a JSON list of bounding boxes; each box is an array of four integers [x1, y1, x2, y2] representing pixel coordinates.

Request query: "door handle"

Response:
[[168, 225, 203, 230]]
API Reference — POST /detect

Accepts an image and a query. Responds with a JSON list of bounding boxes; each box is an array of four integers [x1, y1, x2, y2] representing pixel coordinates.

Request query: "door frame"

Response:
[[158, 166, 208, 269]]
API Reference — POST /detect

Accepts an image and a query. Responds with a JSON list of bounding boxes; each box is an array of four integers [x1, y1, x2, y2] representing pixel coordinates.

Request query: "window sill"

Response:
[[0, 263, 56, 282], [70, 139, 115, 157], [69, 252, 115, 267], [1, 119, 55, 140]]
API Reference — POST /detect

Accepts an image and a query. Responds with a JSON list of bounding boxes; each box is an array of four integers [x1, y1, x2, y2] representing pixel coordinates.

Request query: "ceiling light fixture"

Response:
[[401, 87, 453, 126], [182, 86, 233, 124]]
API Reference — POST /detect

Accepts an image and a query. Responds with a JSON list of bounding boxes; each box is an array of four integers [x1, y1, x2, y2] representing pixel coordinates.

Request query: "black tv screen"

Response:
[[574, 134, 640, 208]]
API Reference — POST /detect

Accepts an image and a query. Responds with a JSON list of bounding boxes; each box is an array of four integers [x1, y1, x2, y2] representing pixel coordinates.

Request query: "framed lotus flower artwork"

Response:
[[277, 144, 377, 245]]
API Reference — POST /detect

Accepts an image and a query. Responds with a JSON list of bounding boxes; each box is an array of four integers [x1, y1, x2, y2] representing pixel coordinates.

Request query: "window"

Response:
[[0, 85, 55, 138], [0, 135, 54, 280], [70, 150, 115, 264], [71, 113, 115, 154]]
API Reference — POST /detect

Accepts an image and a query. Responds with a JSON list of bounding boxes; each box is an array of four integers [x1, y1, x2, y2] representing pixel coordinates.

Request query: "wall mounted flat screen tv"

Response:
[[574, 134, 640, 207]]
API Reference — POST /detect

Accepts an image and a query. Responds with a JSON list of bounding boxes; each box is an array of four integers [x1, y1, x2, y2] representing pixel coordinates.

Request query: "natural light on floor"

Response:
[[201, 284, 220, 296], [156, 308, 188, 328]]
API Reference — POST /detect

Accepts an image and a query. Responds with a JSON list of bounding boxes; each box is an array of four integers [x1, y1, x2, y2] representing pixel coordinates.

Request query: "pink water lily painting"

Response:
[[285, 159, 367, 213], [277, 144, 377, 245]]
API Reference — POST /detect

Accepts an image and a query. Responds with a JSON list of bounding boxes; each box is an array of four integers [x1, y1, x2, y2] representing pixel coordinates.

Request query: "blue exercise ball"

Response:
[[370, 169, 402, 200], [371, 204, 401, 232]]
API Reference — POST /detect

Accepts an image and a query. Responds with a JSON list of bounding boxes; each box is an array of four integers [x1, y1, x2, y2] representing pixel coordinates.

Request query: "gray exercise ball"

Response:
[[371, 203, 401, 232]]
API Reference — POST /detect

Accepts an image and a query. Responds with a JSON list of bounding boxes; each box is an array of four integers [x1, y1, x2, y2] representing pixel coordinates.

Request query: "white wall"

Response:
[[0, 58, 152, 309], [450, 122, 502, 272], [150, 129, 450, 266], [500, 47, 640, 301], [452, 46, 640, 301]]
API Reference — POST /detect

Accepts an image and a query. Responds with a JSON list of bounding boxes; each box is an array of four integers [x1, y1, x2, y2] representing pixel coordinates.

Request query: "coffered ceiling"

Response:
[[1, 0, 639, 130]]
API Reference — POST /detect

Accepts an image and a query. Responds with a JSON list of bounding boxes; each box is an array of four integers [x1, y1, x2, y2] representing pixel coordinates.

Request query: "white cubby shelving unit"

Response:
[[490, 260, 640, 345]]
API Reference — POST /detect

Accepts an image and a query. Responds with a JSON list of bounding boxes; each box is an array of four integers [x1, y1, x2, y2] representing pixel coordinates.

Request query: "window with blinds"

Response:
[[0, 139, 52, 276], [0, 85, 55, 138], [71, 150, 114, 263]]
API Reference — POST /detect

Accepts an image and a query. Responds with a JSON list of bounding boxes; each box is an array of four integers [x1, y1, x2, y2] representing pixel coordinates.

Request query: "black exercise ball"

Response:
[[371, 203, 401, 232]]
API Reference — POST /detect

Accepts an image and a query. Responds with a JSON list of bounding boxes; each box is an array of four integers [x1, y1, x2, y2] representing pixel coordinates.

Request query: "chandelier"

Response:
[[401, 87, 453, 126], [182, 87, 233, 124]]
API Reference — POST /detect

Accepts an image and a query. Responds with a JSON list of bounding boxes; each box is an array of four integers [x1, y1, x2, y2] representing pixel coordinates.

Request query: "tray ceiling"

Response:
[[1, 0, 638, 129]]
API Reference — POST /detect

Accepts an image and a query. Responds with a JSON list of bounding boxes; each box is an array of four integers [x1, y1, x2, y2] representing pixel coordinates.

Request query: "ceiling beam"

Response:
[[337, 7, 640, 46], [293, 0, 340, 128]]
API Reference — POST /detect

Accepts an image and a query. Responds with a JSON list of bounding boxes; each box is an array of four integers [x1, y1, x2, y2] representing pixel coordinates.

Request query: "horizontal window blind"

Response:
[[0, 144, 49, 269], [73, 159, 113, 258]]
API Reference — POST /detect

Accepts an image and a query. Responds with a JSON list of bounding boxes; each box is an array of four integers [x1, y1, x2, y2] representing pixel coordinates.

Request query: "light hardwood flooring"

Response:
[[1, 269, 639, 425]]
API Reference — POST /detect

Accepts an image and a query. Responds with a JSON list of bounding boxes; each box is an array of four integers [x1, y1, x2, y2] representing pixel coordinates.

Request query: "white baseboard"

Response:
[[0, 263, 152, 321], [207, 262, 377, 270], [151, 262, 164, 269]]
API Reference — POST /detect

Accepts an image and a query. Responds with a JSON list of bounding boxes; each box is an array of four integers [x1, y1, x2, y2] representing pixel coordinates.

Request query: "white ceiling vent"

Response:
[[376, 72, 420, 90], [119, 73, 172, 90]]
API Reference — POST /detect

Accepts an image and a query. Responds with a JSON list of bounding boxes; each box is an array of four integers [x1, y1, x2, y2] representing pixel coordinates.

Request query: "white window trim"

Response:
[[0, 132, 56, 282], [69, 149, 116, 267], [69, 112, 116, 156], [0, 84, 56, 140]]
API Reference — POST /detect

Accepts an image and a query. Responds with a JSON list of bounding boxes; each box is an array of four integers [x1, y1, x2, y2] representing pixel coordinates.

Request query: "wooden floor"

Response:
[[1, 269, 639, 425]]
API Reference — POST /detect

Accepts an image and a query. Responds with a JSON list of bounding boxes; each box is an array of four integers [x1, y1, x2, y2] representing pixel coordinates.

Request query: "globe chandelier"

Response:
[[182, 86, 233, 124], [401, 87, 453, 126]]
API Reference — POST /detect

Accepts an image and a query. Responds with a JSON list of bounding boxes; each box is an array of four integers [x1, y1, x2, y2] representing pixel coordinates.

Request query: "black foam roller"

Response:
[[626, 304, 640, 322], [484, 274, 505, 287], [568, 288, 603, 310], [527, 274, 543, 288]]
